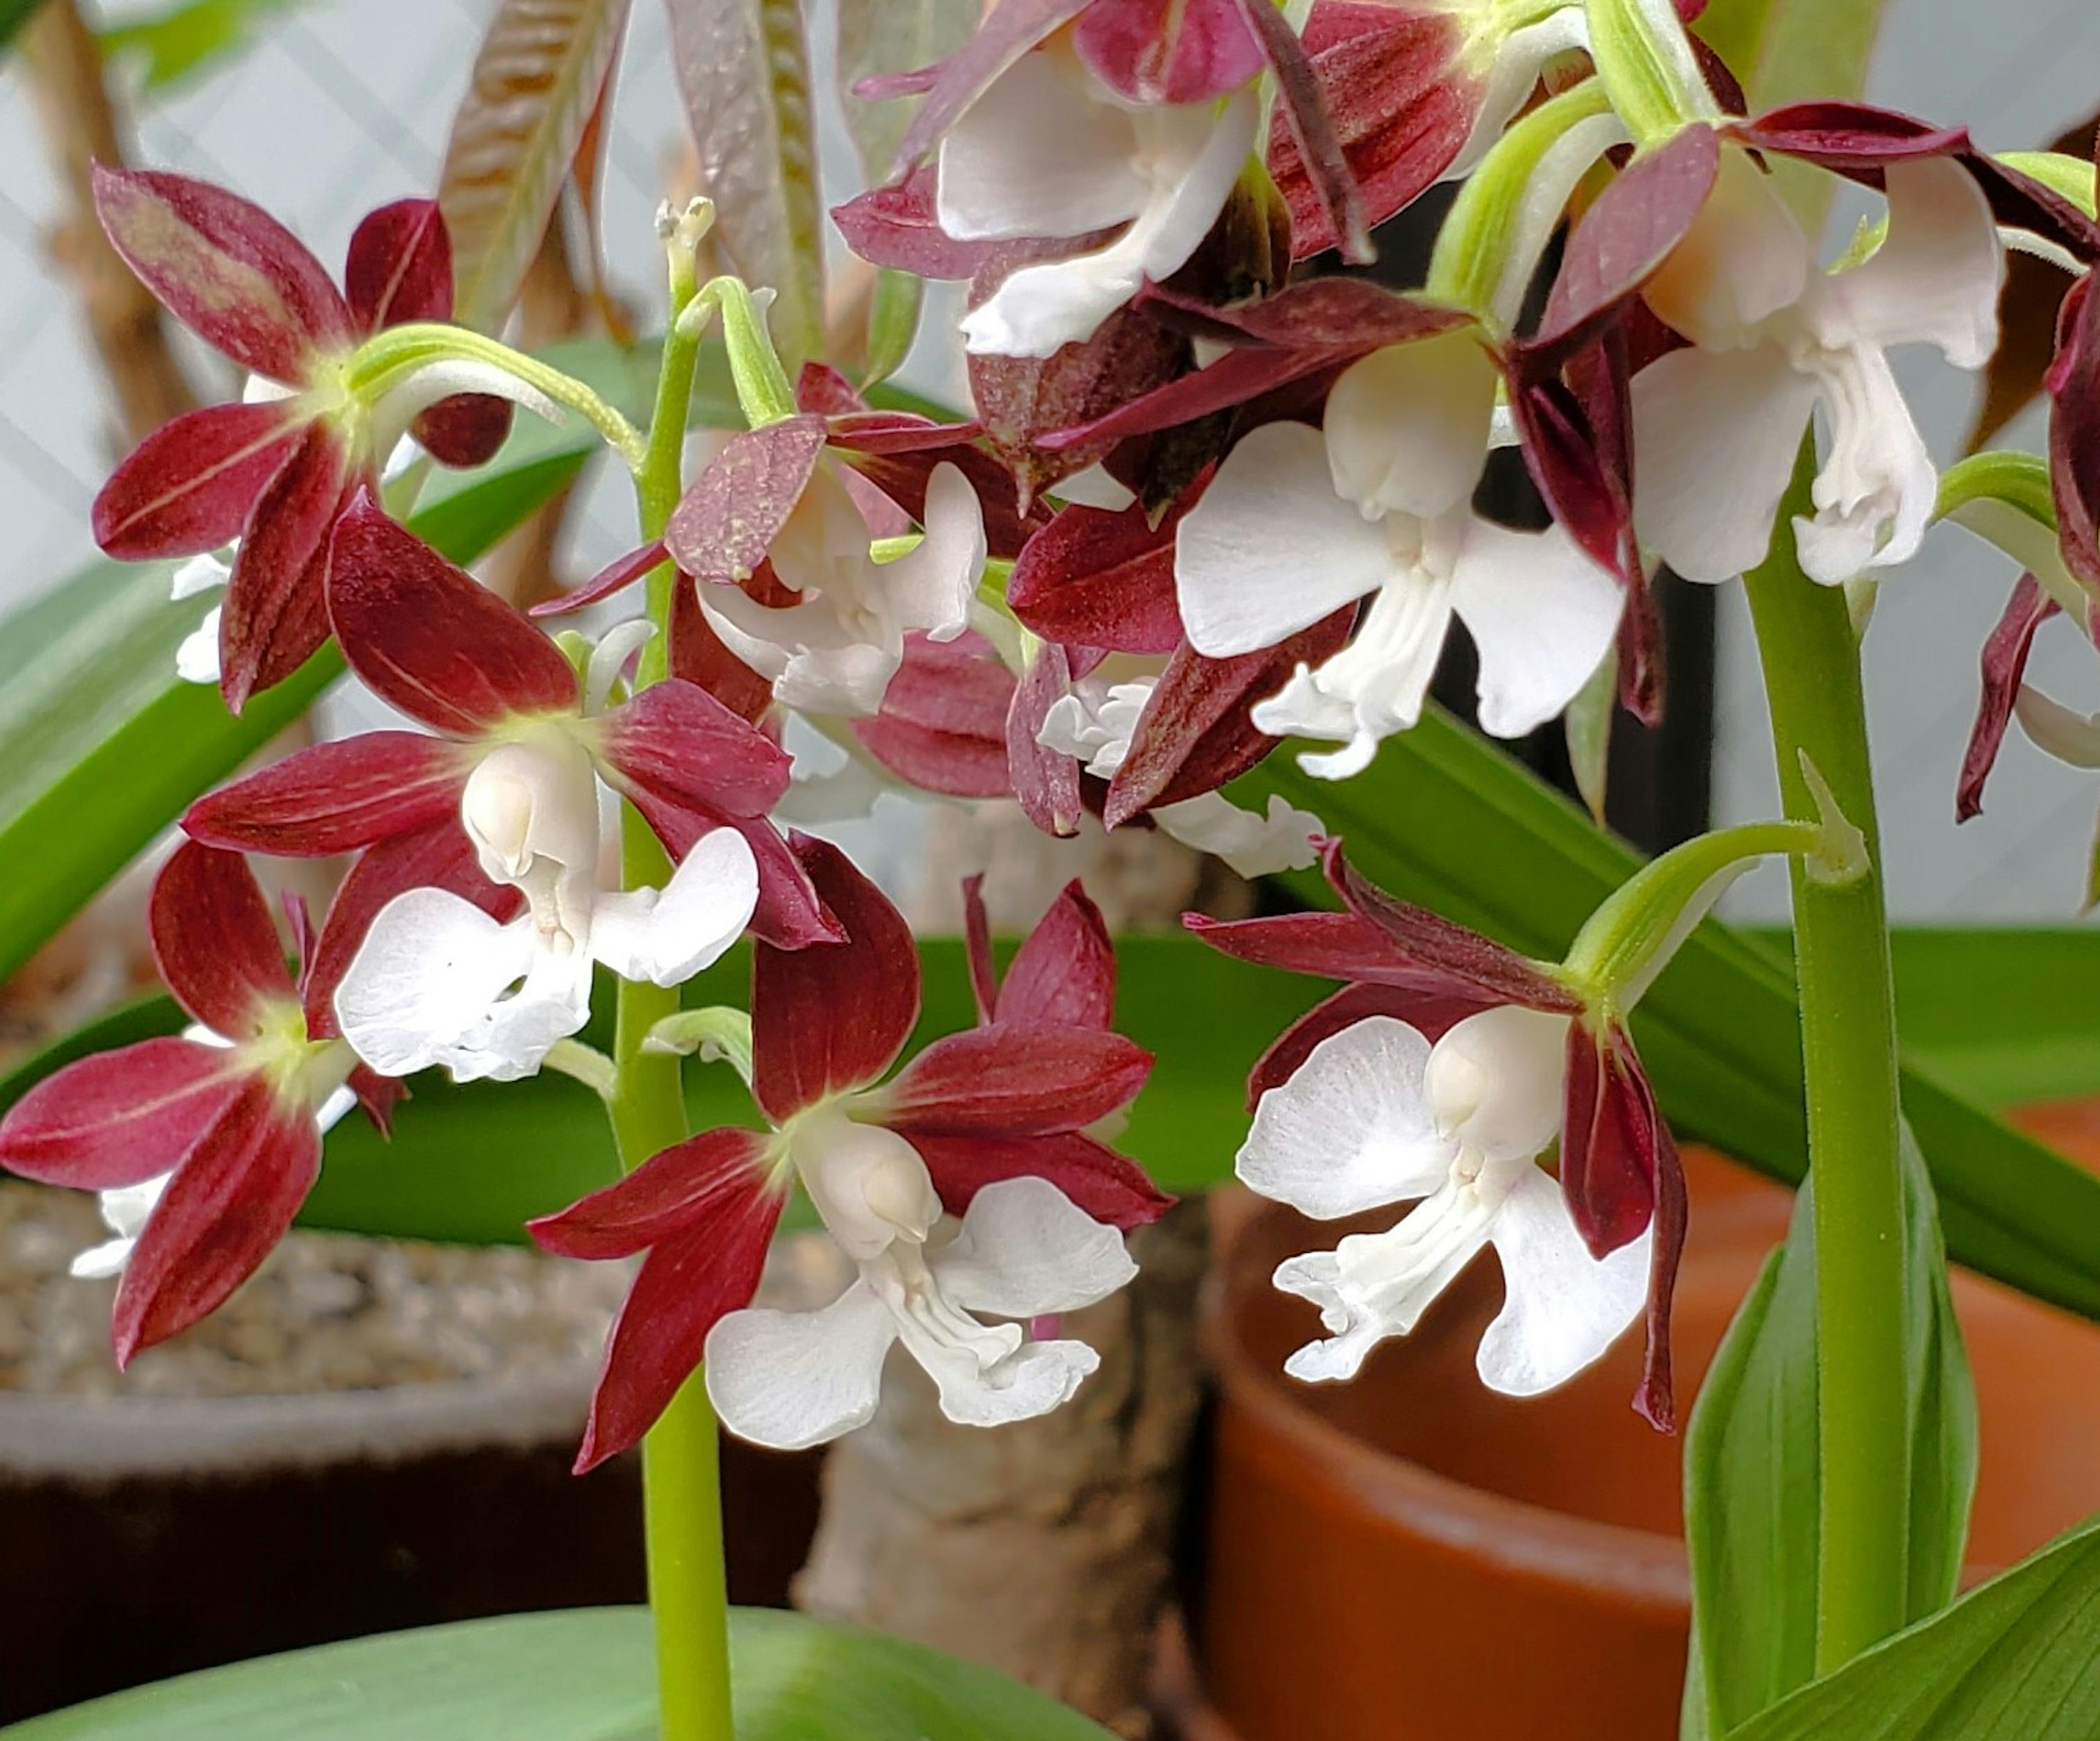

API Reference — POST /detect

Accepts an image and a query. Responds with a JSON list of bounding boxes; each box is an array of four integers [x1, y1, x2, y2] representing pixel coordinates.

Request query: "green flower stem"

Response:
[[607, 237, 737, 1741], [1742, 443, 1911, 1672]]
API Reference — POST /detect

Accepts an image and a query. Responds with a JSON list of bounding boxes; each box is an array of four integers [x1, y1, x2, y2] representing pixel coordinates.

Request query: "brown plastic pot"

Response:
[[0, 1370, 822, 1724], [1181, 1149, 2100, 1741]]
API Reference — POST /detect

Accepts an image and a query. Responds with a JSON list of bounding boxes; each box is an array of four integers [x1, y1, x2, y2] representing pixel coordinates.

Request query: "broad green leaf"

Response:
[[665, 0, 826, 371], [97, 0, 305, 90], [1885, 928, 2100, 1108], [1726, 1512, 2100, 1740], [1679, 1124, 1976, 1738], [438, 0, 633, 334], [1241, 708, 2100, 1322], [0, 1606, 1117, 1739]]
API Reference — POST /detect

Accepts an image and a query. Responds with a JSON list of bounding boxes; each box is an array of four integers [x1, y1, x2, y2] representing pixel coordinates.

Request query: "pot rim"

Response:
[[0, 1364, 597, 1481]]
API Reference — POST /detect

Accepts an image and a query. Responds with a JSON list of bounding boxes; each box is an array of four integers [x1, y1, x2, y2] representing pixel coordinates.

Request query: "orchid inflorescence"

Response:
[[3, 0, 2093, 1468]]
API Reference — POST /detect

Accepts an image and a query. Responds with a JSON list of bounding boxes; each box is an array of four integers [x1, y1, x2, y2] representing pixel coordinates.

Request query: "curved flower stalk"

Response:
[[0, 844, 397, 1360], [86, 171, 553, 709], [530, 838, 1167, 1466], [1176, 328, 1624, 777]]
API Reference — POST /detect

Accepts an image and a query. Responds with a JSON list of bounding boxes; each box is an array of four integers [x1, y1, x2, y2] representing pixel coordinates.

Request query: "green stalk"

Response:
[[606, 233, 736, 1741], [1742, 443, 1911, 1670]]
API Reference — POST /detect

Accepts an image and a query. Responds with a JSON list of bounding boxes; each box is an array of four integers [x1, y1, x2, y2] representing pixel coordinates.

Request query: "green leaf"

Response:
[[1241, 708, 2100, 1322], [1725, 1512, 2100, 1740], [0, 1606, 1117, 1738], [1679, 1123, 1976, 1738], [664, 0, 826, 372], [1886, 928, 2100, 1108], [0, 0, 46, 54], [97, 0, 306, 90]]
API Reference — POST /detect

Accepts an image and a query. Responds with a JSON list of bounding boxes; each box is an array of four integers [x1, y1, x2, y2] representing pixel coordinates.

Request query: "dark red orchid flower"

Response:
[[90, 170, 516, 711], [530, 839, 1168, 1469]]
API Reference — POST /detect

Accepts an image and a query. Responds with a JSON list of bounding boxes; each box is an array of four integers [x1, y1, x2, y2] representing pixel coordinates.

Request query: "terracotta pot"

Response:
[[1182, 1150, 2100, 1741], [0, 1371, 822, 1724]]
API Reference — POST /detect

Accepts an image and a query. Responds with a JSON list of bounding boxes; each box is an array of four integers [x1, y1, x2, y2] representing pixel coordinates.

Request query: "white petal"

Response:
[[588, 826, 758, 986], [1793, 343, 1937, 585], [1822, 157, 2003, 368], [1152, 791, 1323, 876], [314, 1084, 359, 1134], [879, 463, 987, 643], [1239, 1015, 1456, 1218], [1424, 1006, 1570, 1166], [1176, 420, 1393, 657], [69, 1175, 172, 1278], [1643, 153, 1813, 350], [1487, 109, 1631, 329], [705, 1286, 900, 1451], [1477, 1167, 1649, 1395], [936, 49, 1149, 242], [1323, 333, 1497, 521], [176, 605, 223, 685], [1631, 342, 1821, 583], [585, 618, 659, 714], [170, 551, 231, 600], [332, 887, 540, 1078], [934, 1176, 1138, 1318], [960, 92, 1257, 358], [1449, 518, 1624, 738], [920, 1336, 1101, 1428], [367, 357, 564, 454], [2015, 685, 2100, 769], [1445, 8, 1593, 179]]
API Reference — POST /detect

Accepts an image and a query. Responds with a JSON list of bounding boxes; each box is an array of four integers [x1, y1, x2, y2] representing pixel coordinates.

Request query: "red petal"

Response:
[[2050, 275, 2100, 592], [833, 169, 1011, 281], [1959, 574, 2058, 822], [412, 396, 516, 469], [998, 880, 1115, 1029], [851, 634, 1016, 798], [112, 1078, 320, 1364], [752, 836, 920, 1123], [1232, 0, 1370, 262], [217, 425, 354, 713], [797, 361, 870, 416], [1510, 328, 1641, 591], [1075, 0, 1263, 104], [1008, 641, 1084, 837], [326, 494, 580, 732], [0, 1038, 245, 1189], [92, 400, 304, 559], [890, 0, 1093, 177], [598, 679, 792, 821], [184, 732, 467, 856], [883, 1024, 1151, 1135], [344, 198, 452, 331], [1104, 607, 1352, 825], [304, 819, 521, 1039], [663, 417, 830, 585], [1008, 499, 1185, 653], [151, 842, 295, 1035], [909, 1130, 1171, 1231], [530, 1128, 783, 1471], [961, 873, 998, 1024], [533, 539, 666, 619], [1246, 982, 1483, 1106], [1559, 1020, 1660, 1259], [629, 797, 843, 950], [92, 165, 351, 381], [1633, 1118, 1687, 1433], [666, 573, 775, 723]]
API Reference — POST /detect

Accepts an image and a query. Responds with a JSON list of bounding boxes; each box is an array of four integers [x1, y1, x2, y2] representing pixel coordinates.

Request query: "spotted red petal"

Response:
[[851, 634, 1016, 798], [665, 575, 776, 725], [91, 400, 305, 560], [998, 880, 1115, 1029], [151, 842, 296, 1037], [0, 1038, 246, 1190], [882, 1024, 1151, 1135], [598, 678, 794, 821], [326, 494, 580, 733], [1186, 908, 1490, 990], [1232, 0, 1369, 261], [752, 836, 921, 1123], [1559, 1019, 1660, 1259], [832, 169, 1020, 281], [664, 417, 829, 586], [533, 539, 667, 618], [1959, 574, 2060, 822], [1105, 605, 1354, 825], [2050, 276, 2100, 592], [837, 430, 1050, 560], [344, 198, 453, 331], [1008, 499, 1186, 653], [530, 1126, 784, 1471], [1008, 641, 1084, 837], [183, 732, 468, 857], [92, 165, 353, 381], [1075, 0, 1264, 104], [412, 394, 517, 470], [908, 1129, 1171, 1231], [217, 424, 356, 713], [112, 1077, 322, 1365]]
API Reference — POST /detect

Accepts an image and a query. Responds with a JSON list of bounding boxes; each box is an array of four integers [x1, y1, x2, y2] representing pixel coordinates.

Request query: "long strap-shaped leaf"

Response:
[[1244, 709, 2100, 1321], [439, 0, 633, 334]]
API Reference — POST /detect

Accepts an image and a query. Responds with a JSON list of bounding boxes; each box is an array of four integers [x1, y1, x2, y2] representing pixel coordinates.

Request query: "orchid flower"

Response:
[[530, 842, 1168, 1466], [1632, 153, 2003, 586], [1176, 330, 1624, 778], [1191, 840, 1686, 1424], [0, 845, 398, 1360], [87, 172, 551, 709]]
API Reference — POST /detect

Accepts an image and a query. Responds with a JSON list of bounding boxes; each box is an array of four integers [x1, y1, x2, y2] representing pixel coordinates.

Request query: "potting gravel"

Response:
[[0, 1182, 634, 1398]]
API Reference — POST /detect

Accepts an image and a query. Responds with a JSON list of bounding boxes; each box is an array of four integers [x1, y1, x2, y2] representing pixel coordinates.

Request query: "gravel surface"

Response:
[[0, 1182, 632, 1399]]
